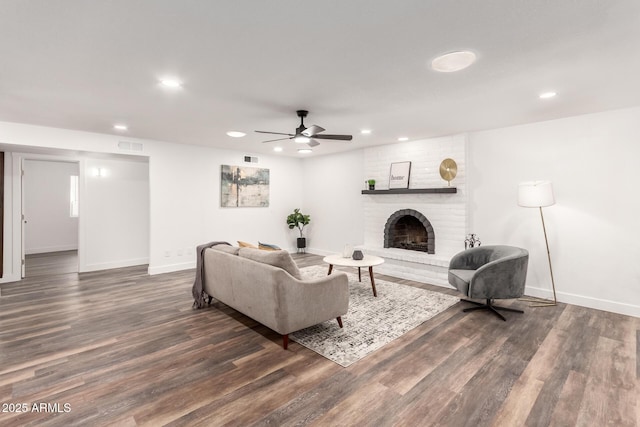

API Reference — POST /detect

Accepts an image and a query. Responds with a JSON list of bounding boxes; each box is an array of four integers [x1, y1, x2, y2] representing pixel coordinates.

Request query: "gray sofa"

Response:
[[203, 245, 349, 349]]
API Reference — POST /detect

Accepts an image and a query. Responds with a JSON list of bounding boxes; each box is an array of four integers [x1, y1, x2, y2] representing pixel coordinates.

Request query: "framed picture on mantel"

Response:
[[389, 161, 411, 189]]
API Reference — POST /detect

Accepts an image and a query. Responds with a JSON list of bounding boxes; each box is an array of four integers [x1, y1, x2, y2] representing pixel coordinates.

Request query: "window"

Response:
[[70, 175, 79, 217]]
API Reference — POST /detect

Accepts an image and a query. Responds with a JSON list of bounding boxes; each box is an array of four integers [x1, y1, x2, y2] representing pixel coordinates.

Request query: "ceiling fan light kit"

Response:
[[226, 131, 246, 138], [256, 110, 353, 150]]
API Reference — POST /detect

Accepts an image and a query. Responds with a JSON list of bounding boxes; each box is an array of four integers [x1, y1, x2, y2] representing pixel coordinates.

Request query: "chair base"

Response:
[[460, 298, 524, 321]]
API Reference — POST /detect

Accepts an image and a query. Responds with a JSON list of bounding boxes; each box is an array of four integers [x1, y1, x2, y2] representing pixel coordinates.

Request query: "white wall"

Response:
[[467, 106, 640, 316], [4, 107, 640, 318], [146, 141, 304, 274], [300, 106, 640, 317], [301, 149, 365, 255], [0, 121, 304, 279], [80, 157, 150, 271], [23, 160, 79, 254]]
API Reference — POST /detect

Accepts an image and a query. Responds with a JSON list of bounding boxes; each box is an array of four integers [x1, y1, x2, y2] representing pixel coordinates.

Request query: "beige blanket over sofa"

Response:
[[203, 245, 349, 347]]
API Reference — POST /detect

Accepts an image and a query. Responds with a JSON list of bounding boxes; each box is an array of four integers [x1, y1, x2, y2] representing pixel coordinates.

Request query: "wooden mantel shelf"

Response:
[[361, 187, 457, 195]]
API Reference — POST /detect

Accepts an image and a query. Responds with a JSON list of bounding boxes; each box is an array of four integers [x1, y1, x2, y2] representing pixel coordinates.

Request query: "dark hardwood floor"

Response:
[[0, 252, 638, 426], [25, 251, 78, 278]]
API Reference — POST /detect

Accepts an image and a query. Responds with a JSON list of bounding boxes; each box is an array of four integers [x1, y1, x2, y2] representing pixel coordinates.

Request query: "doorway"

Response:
[[22, 159, 79, 278]]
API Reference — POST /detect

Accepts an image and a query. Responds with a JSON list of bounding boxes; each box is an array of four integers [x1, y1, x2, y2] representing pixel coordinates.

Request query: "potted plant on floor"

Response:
[[286, 208, 311, 252]]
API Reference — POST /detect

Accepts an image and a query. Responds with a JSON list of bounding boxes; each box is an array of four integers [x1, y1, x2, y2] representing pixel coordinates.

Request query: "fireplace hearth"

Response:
[[383, 209, 435, 254]]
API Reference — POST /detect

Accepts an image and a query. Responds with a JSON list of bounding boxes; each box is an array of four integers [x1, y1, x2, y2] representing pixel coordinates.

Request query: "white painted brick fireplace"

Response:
[[360, 134, 467, 287]]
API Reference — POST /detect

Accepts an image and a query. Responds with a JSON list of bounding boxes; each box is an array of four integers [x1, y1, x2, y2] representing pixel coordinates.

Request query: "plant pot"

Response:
[[368, 184, 375, 190], [297, 237, 306, 249]]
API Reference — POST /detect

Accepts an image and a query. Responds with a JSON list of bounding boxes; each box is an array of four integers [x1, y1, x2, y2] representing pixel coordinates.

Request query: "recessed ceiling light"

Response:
[[539, 91, 557, 99], [361, 129, 372, 135], [431, 50, 477, 72], [273, 146, 283, 152], [159, 78, 182, 88], [398, 137, 409, 142], [294, 136, 311, 144], [298, 148, 312, 154], [113, 124, 128, 131], [226, 131, 246, 138]]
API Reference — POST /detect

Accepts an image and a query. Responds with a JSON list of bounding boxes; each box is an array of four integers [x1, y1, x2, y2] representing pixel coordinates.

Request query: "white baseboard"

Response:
[[525, 285, 640, 318], [148, 261, 195, 275], [305, 247, 334, 256], [143, 245, 640, 319], [311, 247, 640, 319], [81, 257, 149, 273], [26, 244, 78, 255], [0, 272, 22, 285]]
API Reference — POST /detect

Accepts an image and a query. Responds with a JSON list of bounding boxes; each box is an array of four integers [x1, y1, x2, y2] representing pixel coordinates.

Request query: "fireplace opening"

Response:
[[383, 209, 435, 254]]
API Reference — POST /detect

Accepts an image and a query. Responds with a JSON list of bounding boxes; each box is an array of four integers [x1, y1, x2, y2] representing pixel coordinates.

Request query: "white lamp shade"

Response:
[[518, 181, 555, 207]]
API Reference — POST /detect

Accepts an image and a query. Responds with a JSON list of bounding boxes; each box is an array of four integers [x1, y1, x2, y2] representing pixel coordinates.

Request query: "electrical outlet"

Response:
[[177, 249, 184, 256], [187, 247, 194, 256], [164, 250, 171, 257]]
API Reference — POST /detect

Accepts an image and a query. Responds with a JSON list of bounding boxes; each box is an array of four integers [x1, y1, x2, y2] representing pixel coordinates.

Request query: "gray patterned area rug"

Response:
[[291, 265, 459, 367]]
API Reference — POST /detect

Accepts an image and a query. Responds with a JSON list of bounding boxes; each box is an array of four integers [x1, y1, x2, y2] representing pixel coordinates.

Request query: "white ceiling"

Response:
[[1, 1, 639, 157]]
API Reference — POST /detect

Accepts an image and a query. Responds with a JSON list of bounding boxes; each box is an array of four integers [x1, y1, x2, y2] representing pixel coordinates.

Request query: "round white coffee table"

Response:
[[323, 254, 385, 297]]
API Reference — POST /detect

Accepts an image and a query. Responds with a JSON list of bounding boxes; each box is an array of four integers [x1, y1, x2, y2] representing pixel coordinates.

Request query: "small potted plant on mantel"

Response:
[[367, 179, 376, 190], [286, 208, 311, 252]]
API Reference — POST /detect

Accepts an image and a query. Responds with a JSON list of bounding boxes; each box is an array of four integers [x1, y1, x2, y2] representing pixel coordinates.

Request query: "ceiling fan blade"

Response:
[[312, 134, 353, 141], [255, 130, 295, 137], [307, 139, 320, 148], [262, 137, 293, 143], [301, 125, 325, 137]]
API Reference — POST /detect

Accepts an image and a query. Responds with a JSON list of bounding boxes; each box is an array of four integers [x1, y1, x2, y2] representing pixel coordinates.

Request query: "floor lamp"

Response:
[[518, 181, 557, 307]]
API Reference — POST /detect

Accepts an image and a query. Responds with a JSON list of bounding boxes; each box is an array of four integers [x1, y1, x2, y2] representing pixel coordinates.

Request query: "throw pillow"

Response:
[[237, 240, 258, 249], [258, 241, 281, 251], [238, 247, 302, 280]]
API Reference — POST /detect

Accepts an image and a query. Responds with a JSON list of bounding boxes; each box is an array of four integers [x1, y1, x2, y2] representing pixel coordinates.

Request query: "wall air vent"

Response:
[[118, 141, 144, 152]]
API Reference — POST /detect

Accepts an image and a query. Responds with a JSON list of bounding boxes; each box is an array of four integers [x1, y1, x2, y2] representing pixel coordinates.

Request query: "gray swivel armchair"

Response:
[[448, 245, 529, 321]]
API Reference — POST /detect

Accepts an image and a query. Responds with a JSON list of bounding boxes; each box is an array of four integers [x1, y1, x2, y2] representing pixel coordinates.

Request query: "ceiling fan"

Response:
[[255, 110, 353, 148]]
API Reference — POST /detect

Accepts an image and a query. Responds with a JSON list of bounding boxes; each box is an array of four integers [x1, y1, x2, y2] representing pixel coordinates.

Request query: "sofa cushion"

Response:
[[210, 244, 240, 255], [238, 247, 302, 280]]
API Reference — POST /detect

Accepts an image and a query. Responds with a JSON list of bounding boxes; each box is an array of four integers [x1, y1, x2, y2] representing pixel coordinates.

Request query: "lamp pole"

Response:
[[532, 206, 557, 306], [518, 180, 557, 307]]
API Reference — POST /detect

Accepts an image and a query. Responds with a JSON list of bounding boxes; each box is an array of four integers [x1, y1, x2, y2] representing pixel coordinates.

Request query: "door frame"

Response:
[[18, 154, 82, 278]]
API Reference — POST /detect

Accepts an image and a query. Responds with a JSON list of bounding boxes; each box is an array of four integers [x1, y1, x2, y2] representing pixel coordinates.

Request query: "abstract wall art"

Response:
[[220, 165, 270, 207]]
